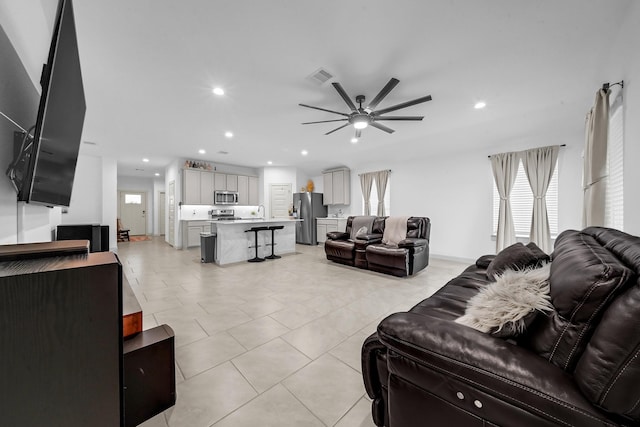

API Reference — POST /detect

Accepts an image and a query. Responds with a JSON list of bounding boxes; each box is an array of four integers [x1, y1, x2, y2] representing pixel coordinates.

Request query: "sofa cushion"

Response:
[[456, 264, 553, 338], [350, 216, 376, 240], [324, 239, 355, 260], [366, 245, 407, 270], [522, 230, 635, 371], [486, 243, 539, 279]]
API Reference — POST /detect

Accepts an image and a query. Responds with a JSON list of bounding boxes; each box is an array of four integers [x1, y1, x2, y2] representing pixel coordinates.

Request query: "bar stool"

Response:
[[265, 225, 285, 260], [245, 226, 269, 262]]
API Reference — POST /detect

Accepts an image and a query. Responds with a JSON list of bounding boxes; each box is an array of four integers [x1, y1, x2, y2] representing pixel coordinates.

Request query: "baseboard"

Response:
[[430, 254, 475, 264]]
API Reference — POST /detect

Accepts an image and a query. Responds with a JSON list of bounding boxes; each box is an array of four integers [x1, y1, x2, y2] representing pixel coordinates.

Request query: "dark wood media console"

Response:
[[0, 241, 175, 426]]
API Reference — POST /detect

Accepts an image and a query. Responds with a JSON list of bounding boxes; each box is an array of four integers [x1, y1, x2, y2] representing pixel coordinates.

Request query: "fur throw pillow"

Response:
[[456, 263, 553, 338]]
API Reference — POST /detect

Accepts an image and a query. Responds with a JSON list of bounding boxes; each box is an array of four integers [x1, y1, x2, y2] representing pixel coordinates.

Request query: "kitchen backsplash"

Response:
[[180, 205, 262, 220]]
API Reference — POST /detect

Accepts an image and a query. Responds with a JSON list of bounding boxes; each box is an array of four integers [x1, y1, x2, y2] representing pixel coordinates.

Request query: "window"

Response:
[[124, 194, 142, 204], [492, 160, 558, 238], [364, 179, 391, 216], [605, 95, 624, 229]]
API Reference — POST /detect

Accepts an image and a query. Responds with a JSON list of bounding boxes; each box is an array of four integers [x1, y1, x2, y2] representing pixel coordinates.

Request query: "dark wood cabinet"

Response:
[[0, 247, 124, 427], [0, 241, 176, 426]]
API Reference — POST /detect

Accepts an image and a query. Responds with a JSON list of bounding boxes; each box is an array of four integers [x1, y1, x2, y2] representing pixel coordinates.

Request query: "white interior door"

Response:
[[119, 191, 147, 235], [270, 184, 291, 218], [168, 181, 175, 246], [159, 192, 166, 236]]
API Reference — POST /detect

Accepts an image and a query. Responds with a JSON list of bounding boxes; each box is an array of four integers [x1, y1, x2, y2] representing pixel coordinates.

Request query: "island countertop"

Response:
[[208, 218, 303, 225]]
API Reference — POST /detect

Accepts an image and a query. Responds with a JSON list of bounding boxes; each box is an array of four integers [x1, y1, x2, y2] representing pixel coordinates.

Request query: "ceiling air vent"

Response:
[[307, 68, 334, 86], [217, 151, 229, 155]]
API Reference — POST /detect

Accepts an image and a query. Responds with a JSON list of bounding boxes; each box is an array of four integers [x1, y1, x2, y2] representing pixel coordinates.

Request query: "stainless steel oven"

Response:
[[214, 191, 239, 205]]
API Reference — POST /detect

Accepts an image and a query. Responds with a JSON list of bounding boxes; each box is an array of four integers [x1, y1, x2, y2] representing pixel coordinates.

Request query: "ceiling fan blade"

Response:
[[355, 129, 362, 138], [302, 119, 348, 125], [373, 95, 432, 116], [325, 123, 351, 135], [366, 78, 399, 111], [331, 82, 358, 112], [370, 122, 395, 134], [299, 103, 349, 117], [374, 115, 424, 121]]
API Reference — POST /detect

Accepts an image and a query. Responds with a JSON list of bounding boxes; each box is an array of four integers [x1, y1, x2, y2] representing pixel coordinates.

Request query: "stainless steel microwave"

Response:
[[214, 191, 239, 205]]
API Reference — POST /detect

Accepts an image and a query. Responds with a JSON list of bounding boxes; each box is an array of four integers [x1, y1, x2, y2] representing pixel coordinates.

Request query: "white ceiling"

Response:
[[71, 0, 633, 178]]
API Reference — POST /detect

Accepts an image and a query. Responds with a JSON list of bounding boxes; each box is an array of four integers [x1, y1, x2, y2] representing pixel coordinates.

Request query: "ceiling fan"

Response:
[[299, 78, 432, 139]]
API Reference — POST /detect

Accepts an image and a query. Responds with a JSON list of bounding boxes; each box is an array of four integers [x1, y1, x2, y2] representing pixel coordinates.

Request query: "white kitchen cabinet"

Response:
[[322, 168, 350, 205], [323, 173, 333, 205], [237, 175, 249, 205], [183, 169, 215, 205], [248, 176, 259, 205], [200, 171, 214, 205], [184, 221, 211, 248], [214, 173, 226, 191], [316, 218, 347, 243], [226, 174, 238, 191]]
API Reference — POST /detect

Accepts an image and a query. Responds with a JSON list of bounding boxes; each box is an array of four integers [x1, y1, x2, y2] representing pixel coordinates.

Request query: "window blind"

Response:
[[365, 179, 391, 216], [604, 95, 624, 229], [492, 160, 558, 238]]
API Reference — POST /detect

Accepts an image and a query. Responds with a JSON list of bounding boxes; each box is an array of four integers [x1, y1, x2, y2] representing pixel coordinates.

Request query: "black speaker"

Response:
[[123, 325, 176, 427], [100, 225, 110, 251]]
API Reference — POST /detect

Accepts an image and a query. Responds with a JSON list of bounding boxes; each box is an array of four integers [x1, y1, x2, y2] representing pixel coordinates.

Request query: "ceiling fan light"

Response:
[[353, 121, 368, 130]]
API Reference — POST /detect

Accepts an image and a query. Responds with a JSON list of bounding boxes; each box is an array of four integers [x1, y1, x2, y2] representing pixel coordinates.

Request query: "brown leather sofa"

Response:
[[324, 216, 430, 277], [362, 227, 640, 427]]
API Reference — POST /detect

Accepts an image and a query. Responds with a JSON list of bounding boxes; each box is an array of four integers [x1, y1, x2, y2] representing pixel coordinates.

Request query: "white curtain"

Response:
[[374, 170, 390, 216], [523, 145, 559, 253], [360, 173, 374, 216], [491, 152, 520, 252], [583, 89, 610, 227]]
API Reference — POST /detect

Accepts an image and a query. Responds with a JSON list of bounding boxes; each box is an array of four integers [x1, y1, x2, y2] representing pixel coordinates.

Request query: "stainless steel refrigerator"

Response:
[[293, 192, 327, 245]]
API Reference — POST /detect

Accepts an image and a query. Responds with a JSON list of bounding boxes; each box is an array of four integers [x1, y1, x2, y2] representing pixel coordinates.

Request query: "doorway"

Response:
[[168, 181, 175, 246], [270, 183, 291, 218], [159, 191, 166, 236], [119, 191, 147, 236]]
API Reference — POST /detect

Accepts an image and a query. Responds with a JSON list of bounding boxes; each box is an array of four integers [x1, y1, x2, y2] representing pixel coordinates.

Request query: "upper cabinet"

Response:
[[183, 169, 216, 205], [184, 169, 258, 205], [323, 168, 350, 205]]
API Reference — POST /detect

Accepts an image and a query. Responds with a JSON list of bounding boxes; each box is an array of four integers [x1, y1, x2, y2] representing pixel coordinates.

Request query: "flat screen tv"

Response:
[[6, 0, 85, 207]]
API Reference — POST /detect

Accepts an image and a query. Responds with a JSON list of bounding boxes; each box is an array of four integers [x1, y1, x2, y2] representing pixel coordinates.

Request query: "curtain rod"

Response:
[[602, 80, 624, 91], [487, 144, 566, 159], [358, 169, 391, 176]]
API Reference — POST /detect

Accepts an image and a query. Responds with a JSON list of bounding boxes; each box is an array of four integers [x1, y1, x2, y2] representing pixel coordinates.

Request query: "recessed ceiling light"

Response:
[[212, 87, 224, 96], [225, 131, 233, 138], [267, 161, 273, 165], [198, 149, 206, 154], [154, 173, 160, 176], [474, 101, 487, 109], [350, 138, 358, 144], [142, 158, 149, 162], [301, 150, 308, 156]]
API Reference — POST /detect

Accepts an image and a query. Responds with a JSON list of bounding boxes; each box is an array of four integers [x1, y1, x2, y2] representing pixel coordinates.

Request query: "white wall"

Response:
[[165, 159, 181, 246], [348, 139, 584, 262], [152, 177, 165, 235], [62, 154, 103, 224], [102, 157, 117, 250]]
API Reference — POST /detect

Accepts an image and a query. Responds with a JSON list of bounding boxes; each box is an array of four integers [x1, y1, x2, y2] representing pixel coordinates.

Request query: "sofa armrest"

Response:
[[326, 231, 349, 241], [475, 254, 495, 269], [397, 238, 428, 248], [376, 312, 611, 426], [356, 233, 383, 243]]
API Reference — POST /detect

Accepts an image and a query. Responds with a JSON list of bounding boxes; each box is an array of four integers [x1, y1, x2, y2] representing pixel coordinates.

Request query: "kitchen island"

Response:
[[209, 218, 301, 265]]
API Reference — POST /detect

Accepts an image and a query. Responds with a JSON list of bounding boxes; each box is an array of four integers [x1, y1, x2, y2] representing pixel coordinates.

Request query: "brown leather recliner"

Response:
[[324, 216, 430, 277], [365, 217, 430, 277], [324, 216, 385, 267], [362, 227, 640, 427]]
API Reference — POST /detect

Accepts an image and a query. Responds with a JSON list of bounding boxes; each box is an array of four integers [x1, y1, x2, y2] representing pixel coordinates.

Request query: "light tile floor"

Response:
[[116, 237, 468, 427]]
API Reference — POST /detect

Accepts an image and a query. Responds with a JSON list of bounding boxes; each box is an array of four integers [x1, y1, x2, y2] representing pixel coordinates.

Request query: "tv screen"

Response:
[[16, 0, 86, 207]]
